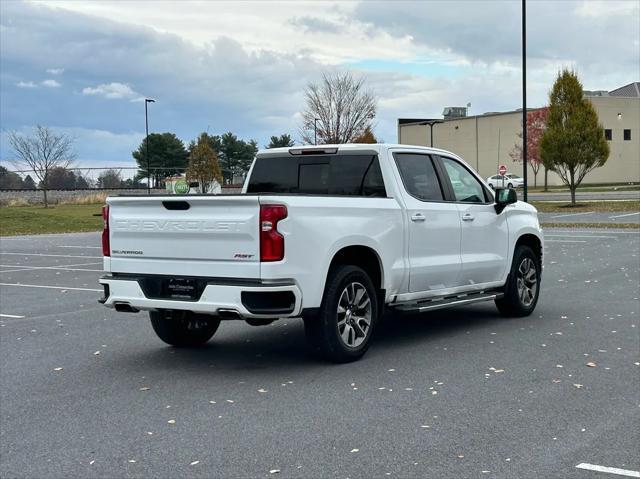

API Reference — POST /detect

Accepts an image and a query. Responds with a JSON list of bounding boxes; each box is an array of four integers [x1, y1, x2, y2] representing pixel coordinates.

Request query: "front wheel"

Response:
[[495, 245, 541, 317], [150, 310, 220, 347], [304, 265, 379, 363]]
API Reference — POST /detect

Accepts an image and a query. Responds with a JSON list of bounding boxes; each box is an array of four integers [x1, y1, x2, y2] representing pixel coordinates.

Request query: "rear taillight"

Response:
[[101, 205, 110, 257], [260, 204, 287, 262]]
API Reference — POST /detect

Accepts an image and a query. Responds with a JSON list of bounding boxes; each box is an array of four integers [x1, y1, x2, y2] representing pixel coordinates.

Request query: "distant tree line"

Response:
[[132, 131, 262, 186]]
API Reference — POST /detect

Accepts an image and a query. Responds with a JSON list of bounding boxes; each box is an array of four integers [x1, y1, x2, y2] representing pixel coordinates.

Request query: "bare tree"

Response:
[[8, 126, 76, 207], [300, 72, 376, 145]]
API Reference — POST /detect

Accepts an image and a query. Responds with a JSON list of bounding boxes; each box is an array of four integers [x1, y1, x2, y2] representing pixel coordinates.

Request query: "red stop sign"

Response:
[[499, 165, 507, 176]]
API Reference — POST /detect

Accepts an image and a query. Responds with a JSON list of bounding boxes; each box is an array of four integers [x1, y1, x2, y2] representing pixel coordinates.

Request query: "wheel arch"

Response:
[[515, 233, 543, 265], [327, 245, 384, 292]]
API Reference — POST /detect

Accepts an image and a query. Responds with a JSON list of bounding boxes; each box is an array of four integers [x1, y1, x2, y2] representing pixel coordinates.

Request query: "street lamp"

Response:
[[422, 119, 444, 147], [145, 98, 155, 195], [314, 118, 320, 145]]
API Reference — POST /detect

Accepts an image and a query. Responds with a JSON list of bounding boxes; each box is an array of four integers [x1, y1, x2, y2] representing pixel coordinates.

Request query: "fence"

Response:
[[1, 166, 247, 190], [0, 166, 243, 205]]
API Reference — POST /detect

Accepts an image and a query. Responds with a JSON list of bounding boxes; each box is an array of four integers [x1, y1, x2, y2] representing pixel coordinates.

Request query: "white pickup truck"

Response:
[[99, 144, 543, 362]]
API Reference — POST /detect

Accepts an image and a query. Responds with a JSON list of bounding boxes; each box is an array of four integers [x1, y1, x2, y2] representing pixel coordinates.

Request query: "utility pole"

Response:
[[145, 98, 155, 195], [522, 0, 528, 202]]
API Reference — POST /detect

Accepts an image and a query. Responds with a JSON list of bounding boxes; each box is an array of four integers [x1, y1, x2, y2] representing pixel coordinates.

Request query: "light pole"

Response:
[[314, 118, 320, 145], [423, 119, 444, 147], [522, 0, 528, 202], [145, 98, 155, 194]]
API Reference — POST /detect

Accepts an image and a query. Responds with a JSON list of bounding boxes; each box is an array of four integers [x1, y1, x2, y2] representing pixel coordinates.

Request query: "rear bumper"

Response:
[[99, 275, 302, 319]]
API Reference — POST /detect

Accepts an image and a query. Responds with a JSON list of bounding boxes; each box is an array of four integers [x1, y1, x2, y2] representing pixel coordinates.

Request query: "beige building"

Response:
[[397, 82, 640, 186]]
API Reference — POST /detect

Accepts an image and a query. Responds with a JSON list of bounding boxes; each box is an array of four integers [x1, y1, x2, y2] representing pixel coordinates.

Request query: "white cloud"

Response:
[[16, 81, 37, 88], [41, 79, 61, 87], [46, 67, 64, 75], [3, 0, 638, 154], [81, 82, 142, 101]]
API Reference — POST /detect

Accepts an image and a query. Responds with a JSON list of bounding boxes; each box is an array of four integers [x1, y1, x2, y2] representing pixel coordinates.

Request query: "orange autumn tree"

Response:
[[353, 126, 378, 143], [510, 107, 549, 188]]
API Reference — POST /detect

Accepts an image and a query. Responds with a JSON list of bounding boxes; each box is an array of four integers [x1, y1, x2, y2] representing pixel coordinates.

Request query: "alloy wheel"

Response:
[[516, 258, 538, 307], [336, 282, 372, 348]]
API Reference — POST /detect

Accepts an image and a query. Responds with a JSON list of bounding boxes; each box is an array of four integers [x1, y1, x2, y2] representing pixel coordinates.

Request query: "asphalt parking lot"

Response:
[[1, 230, 639, 479]]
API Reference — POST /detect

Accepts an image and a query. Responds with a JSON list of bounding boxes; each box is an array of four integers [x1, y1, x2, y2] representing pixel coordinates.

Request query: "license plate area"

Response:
[[163, 278, 197, 299], [138, 276, 207, 301]]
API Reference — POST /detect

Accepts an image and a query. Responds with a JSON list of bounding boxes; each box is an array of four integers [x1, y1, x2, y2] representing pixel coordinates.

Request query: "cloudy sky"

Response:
[[1, 0, 638, 168]]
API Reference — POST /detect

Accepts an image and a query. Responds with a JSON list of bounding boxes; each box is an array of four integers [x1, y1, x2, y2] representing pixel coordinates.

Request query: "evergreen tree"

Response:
[[267, 134, 294, 148], [132, 133, 188, 188], [540, 70, 609, 204]]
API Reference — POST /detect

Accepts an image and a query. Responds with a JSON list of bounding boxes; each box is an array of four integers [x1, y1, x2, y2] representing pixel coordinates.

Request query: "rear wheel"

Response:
[[150, 310, 220, 347], [495, 245, 540, 317], [304, 265, 379, 363]]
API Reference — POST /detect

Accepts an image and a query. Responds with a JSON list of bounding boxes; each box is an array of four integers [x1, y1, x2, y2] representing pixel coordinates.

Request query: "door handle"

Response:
[[411, 213, 426, 222], [462, 213, 475, 221]]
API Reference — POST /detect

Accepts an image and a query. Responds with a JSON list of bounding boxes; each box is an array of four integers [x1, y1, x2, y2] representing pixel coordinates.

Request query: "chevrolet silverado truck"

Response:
[[99, 144, 543, 362]]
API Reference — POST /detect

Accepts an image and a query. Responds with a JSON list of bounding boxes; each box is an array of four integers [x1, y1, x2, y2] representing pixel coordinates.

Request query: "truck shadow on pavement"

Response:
[[110, 304, 511, 373]]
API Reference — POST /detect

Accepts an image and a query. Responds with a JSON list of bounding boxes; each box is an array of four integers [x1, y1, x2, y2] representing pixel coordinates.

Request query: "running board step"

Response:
[[392, 291, 504, 313]]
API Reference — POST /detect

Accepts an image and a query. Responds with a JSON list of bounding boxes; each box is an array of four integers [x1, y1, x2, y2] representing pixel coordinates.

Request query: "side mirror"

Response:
[[494, 187, 517, 214]]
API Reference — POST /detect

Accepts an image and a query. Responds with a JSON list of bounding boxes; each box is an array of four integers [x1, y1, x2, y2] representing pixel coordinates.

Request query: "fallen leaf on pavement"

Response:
[[573, 384, 583, 389], [167, 419, 176, 425], [139, 387, 150, 391], [586, 362, 597, 368]]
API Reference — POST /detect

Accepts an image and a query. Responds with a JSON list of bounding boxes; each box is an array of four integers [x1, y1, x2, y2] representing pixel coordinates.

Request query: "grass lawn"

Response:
[[1, 200, 638, 237], [531, 200, 640, 213], [0, 204, 103, 236]]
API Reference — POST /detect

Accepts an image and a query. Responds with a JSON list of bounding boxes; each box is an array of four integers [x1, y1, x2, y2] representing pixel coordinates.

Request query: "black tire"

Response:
[[304, 265, 379, 363], [149, 310, 220, 347], [495, 245, 541, 317]]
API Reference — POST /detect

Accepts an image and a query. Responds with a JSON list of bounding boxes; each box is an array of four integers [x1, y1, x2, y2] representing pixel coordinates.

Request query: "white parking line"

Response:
[[0, 253, 102, 259], [550, 211, 596, 219], [545, 234, 617, 239], [576, 463, 640, 477], [0, 313, 25, 319], [545, 230, 639, 234], [0, 265, 103, 273], [545, 240, 587, 243], [0, 262, 102, 273], [609, 212, 640, 219], [0, 283, 101, 292]]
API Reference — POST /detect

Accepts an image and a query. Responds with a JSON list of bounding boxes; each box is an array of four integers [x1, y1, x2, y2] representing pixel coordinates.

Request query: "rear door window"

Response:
[[247, 154, 386, 197]]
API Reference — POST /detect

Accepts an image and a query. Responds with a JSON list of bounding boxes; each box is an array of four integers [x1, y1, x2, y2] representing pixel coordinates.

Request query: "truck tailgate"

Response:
[[106, 195, 260, 278]]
